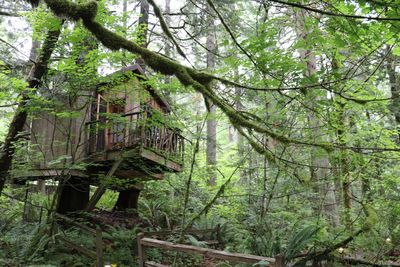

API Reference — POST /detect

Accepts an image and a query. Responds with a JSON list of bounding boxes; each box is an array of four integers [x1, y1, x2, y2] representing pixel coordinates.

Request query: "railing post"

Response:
[[95, 228, 104, 267], [216, 224, 222, 246], [273, 254, 285, 267], [202, 252, 213, 267], [137, 233, 146, 267]]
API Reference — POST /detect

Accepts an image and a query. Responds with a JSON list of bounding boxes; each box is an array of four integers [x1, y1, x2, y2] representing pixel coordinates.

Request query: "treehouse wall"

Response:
[[29, 95, 90, 171], [99, 78, 141, 115], [19, 69, 174, 180]]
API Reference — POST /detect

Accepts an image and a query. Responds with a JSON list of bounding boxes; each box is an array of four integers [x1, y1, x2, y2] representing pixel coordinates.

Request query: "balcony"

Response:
[[85, 111, 184, 176]]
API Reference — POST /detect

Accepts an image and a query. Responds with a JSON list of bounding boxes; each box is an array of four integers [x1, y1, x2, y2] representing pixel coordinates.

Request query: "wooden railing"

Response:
[[54, 213, 104, 267], [143, 225, 222, 247], [137, 233, 284, 267], [85, 111, 184, 163]]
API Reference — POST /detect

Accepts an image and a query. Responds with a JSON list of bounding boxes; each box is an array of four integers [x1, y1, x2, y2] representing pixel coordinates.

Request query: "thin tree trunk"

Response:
[[0, 23, 62, 194], [121, 0, 128, 67], [295, 8, 339, 226], [206, 3, 217, 185], [113, 0, 149, 210], [386, 47, 400, 142], [336, 102, 352, 227], [135, 0, 149, 70]]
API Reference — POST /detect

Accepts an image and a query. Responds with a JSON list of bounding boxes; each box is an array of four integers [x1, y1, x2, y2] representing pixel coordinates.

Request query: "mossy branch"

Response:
[[184, 153, 250, 230], [147, 0, 187, 59], [38, 0, 391, 155]]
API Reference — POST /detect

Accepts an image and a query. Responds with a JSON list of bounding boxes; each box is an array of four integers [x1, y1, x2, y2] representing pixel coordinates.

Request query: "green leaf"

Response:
[[284, 225, 321, 260]]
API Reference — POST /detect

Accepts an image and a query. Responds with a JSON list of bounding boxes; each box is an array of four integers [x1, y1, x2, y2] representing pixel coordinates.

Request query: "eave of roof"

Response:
[[98, 64, 171, 113]]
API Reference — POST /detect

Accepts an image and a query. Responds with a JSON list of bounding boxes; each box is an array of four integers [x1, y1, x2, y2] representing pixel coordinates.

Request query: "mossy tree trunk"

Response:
[[113, 188, 141, 211], [205, 2, 217, 186], [0, 23, 62, 195], [294, 9, 339, 227], [57, 176, 90, 214], [386, 47, 400, 143], [135, 0, 149, 70]]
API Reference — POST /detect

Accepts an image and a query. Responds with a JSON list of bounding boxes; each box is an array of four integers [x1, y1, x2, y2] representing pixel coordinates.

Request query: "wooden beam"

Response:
[[140, 238, 276, 265], [143, 228, 218, 237], [85, 158, 123, 211], [54, 213, 96, 235], [145, 261, 169, 267], [58, 235, 96, 259], [14, 169, 88, 180], [137, 233, 146, 267], [140, 149, 182, 172], [95, 229, 104, 267]]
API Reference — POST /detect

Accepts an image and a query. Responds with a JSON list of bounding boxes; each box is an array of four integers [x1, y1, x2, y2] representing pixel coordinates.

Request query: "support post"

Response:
[[137, 233, 146, 267], [95, 228, 104, 267], [273, 255, 285, 267], [216, 224, 222, 245], [86, 158, 123, 211]]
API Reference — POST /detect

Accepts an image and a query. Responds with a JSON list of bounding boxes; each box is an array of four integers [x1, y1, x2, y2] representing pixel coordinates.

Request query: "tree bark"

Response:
[[113, 188, 141, 211], [294, 8, 339, 226], [206, 3, 217, 185], [386, 47, 400, 142], [57, 176, 90, 214], [0, 23, 62, 194], [135, 0, 149, 70]]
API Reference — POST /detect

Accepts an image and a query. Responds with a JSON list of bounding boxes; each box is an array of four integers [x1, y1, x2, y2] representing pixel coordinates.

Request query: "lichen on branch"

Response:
[[39, 0, 338, 155]]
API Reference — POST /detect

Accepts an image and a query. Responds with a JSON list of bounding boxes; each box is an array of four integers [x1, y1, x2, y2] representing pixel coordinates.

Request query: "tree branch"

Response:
[[147, 0, 186, 59], [268, 0, 400, 21]]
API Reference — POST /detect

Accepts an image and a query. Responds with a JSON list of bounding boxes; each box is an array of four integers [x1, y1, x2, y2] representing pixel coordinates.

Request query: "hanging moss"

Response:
[[147, 0, 186, 58], [45, 0, 97, 21], [41, 0, 336, 156]]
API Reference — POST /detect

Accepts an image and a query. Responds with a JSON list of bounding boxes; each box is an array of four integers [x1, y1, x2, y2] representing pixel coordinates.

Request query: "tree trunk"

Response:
[[206, 3, 217, 185], [135, 0, 149, 70], [386, 47, 400, 142], [0, 24, 62, 194], [57, 176, 90, 214], [294, 9, 339, 226], [113, 188, 141, 211]]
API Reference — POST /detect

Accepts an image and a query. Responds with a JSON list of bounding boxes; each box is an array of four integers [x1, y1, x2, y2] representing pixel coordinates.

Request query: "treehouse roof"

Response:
[[97, 64, 171, 112]]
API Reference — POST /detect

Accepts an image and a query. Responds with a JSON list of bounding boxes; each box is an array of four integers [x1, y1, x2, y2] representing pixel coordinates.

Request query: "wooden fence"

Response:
[[137, 233, 285, 267], [54, 213, 104, 267], [143, 225, 222, 247]]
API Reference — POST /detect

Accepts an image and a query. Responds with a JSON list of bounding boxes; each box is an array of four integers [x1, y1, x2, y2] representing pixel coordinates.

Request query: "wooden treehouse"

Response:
[[14, 64, 184, 214]]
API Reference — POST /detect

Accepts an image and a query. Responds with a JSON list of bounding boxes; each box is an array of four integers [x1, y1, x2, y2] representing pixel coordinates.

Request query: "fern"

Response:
[[186, 234, 208, 247], [284, 225, 320, 260]]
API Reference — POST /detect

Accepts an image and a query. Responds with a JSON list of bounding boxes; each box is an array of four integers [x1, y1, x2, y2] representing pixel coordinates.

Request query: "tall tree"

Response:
[[205, 2, 217, 185], [0, 19, 62, 194], [294, 7, 339, 226]]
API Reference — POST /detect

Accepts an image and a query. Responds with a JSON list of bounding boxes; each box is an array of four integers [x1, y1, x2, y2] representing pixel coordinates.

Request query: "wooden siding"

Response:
[[22, 73, 182, 181]]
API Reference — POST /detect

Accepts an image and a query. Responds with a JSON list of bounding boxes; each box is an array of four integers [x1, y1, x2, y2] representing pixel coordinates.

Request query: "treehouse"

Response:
[[15, 64, 184, 213]]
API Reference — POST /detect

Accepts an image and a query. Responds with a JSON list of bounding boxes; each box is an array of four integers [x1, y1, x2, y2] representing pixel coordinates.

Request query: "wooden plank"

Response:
[[140, 149, 182, 172], [54, 213, 96, 235], [140, 238, 276, 265], [14, 169, 88, 180], [140, 238, 209, 254], [95, 229, 104, 267], [58, 235, 96, 259], [206, 250, 276, 264], [145, 261, 169, 267], [137, 233, 146, 267], [271, 255, 284, 267], [85, 157, 123, 211], [143, 228, 217, 237]]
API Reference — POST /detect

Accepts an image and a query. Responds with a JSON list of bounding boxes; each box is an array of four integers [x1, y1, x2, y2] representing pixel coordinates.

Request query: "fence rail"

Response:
[[54, 213, 104, 267], [137, 233, 284, 267]]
